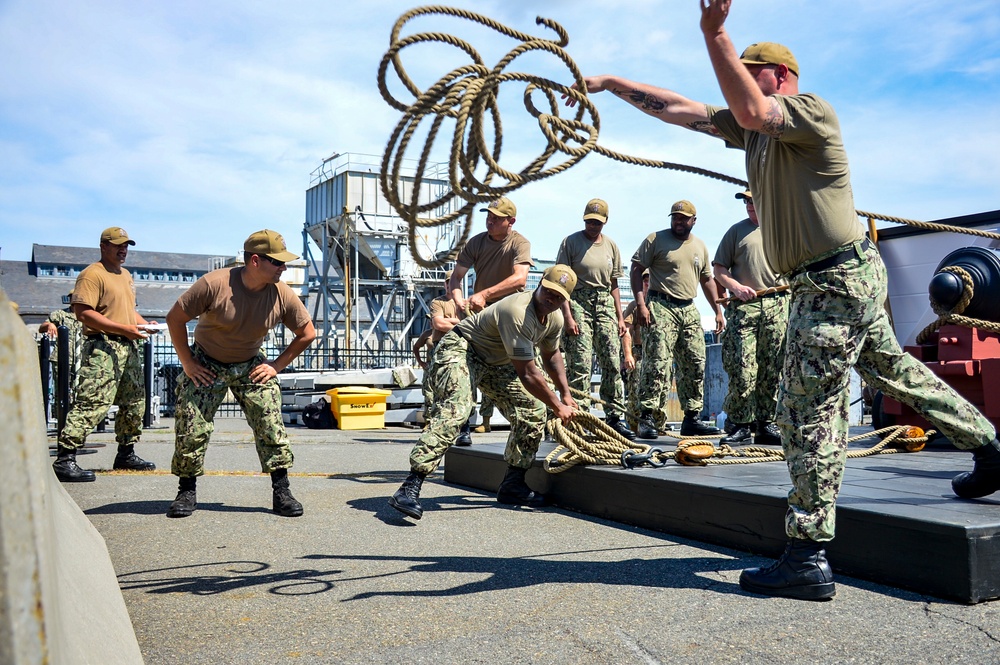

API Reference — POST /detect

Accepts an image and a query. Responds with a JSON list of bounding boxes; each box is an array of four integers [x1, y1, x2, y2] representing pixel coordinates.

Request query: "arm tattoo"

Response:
[[688, 120, 721, 138], [760, 97, 785, 138], [615, 87, 665, 113]]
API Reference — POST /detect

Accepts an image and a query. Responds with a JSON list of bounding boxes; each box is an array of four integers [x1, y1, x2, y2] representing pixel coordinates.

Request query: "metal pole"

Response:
[[39, 334, 52, 422], [56, 325, 70, 437], [143, 337, 154, 428]]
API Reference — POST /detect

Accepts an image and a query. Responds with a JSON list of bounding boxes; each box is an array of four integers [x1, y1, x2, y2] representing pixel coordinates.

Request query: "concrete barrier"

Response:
[[0, 291, 143, 665]]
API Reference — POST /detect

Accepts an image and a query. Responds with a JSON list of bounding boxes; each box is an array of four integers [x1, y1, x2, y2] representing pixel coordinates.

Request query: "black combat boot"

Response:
[[720, 424, 753, 445], [113, 444, 156, 471], [739, 538, 836, 601], [754, 421, 782, 446], [636, 412, 659, 440], [680, 410, 721, 437], [389, 471, 427, 519], [952, 439, 1000, 499], [52, 446, 96, 482], [271, 469, 304, 517], [455, 421, 473, 447], [606, 415, 637, 441], [496, 465, 548, 507], [166, 477, 197, 518]]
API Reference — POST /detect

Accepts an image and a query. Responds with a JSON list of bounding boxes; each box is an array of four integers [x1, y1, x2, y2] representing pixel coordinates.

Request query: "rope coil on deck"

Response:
[[544, 412, 932, 474]]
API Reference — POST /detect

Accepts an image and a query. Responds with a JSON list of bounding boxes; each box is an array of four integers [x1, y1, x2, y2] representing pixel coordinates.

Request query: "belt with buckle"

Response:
[[87, 333, 132, 344], [792, 237, 872, 277], [647, 290, 693, 306]]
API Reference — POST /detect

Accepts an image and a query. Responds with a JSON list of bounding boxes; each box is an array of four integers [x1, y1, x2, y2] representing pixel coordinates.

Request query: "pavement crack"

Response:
[[923, 602, 1000, 644], [613, 628, 661, 665]]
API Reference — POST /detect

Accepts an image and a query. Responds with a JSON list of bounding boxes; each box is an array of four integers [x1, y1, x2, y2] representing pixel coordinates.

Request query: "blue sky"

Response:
[[2, 0, 999, 318]]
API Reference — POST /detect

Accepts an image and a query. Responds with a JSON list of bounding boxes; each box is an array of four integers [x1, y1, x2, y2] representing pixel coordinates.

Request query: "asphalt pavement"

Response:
[[61, 417, 1000, 665]]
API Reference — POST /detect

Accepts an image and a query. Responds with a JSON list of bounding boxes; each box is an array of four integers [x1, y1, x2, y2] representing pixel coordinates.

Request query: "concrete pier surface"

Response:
[[62, 418, 1000, 665]]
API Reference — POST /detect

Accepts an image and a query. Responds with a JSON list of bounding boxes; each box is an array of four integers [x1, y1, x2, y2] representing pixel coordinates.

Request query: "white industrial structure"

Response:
[[303, 152, 462, 369]]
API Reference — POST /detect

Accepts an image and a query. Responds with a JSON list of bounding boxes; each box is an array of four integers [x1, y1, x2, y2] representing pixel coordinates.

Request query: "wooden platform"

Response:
[[443, 439, 1000, 603]]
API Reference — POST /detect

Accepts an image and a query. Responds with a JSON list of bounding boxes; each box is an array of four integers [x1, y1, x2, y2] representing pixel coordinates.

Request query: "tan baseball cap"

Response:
[[736, 189, 753, 201], [244, 229, 299, 262], [100, 227, 136, 246], [540, 264, 577, 301], [739, 42, 799, 77], [479, 196, 517, 218], [670, 200, 697, 218], [583, 198, 608, 223]]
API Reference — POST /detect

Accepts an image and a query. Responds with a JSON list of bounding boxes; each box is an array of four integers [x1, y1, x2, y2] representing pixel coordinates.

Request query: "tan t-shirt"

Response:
[[631, 231, 711, 299], [713, 219, 786, 291], [708, 94, 864, 274], [456, 230, 533, 303], [454, 291, 563, 366], [177, 267, 313, 363], [555, 231, 624, 289], [428, 296, 459, 343], [71, 262, 138, 335]]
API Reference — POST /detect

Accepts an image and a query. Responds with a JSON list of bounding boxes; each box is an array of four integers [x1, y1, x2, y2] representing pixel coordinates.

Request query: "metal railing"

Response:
[[38, 328, 421, 422]]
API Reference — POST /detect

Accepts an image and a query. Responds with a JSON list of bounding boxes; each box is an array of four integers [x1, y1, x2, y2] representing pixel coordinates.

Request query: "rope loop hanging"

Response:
[[378, 6, 745, 269]]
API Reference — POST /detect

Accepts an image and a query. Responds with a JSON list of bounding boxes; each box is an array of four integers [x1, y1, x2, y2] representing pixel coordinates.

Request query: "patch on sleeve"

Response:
[[510, 343, 535, 360]]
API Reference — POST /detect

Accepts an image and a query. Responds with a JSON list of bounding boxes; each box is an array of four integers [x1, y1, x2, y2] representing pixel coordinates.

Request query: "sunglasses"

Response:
[[260, 255, 285, 268]]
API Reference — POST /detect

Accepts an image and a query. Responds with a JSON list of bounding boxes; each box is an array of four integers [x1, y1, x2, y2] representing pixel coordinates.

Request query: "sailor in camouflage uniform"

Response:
[[629, 200, 725, 440], [164, 230, 316, 519], [623, 271, 670, 431], [390, 265, 580, 520], [39, 291, 85, 423], [713, 190, 788, 446], [574, 8, 1000, 600], [415, 272, 461, 421], [556, 198, 634, 440], [52, 227, 158, 483], [448, 196, 533, 443]]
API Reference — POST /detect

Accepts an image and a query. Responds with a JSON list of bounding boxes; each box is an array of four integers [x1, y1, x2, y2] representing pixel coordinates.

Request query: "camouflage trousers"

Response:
[[421, 349, 437, 411], [48, 309, 84, 404], [625, 343, 670, 429], [409, 331, 545, 475], [58, 335, 145, 450], [779, 242, 995, 542], [639, 300, 704, 414], [171, 345, 294, 477], [479, 391, 495, 420], [563, 287, 626, 418], [721, 293, 789, 425]]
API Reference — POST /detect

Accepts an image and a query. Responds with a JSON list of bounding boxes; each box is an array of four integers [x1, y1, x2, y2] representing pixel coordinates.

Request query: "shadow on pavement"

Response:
[[85, 501, 274, 516], [117, 560, 344, 596], [349, 494, 496, 527], [300, 549, 747, 600]]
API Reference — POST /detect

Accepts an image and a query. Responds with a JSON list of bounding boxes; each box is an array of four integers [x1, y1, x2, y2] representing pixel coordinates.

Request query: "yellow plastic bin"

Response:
[[326, 386, 393, 430]]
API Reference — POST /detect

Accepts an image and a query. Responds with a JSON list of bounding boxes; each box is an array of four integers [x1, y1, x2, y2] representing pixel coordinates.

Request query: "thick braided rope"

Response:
[[544, 420, 929, 473], [379, 6, 749, 269]]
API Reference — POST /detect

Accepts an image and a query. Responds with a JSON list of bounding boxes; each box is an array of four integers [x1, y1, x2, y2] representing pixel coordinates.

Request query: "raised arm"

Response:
[[700, 0, 788, 136], [568, 75, 720, 138]]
